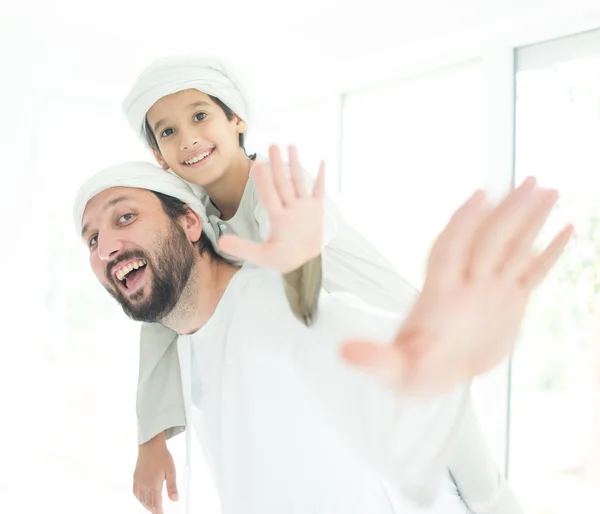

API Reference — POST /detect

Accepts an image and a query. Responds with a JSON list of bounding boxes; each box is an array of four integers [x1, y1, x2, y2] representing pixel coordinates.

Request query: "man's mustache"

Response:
[[105, 250, 150, 283]]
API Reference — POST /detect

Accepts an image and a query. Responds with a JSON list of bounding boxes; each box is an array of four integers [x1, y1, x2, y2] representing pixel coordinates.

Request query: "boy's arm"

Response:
[[219, 146, 336, 326], [137, 322, 185, 444], [133, 322, 184, 514], [280, 256, 323, 325]]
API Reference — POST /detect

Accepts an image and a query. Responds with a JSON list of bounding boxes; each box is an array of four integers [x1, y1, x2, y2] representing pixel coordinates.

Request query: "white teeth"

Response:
[[116, 259, 147, 282], [184, 150, 211, 165]]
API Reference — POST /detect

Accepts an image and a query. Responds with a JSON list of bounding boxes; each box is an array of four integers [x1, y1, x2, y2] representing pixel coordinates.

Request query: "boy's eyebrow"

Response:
[[189, 101, 211, 110], [152, 101, 211, 135], [81, 196, 134, 238]]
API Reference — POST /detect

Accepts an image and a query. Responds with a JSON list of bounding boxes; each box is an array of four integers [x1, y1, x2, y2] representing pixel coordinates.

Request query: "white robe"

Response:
[[178, 265, 471, 513], [136, 156, 523, 513]]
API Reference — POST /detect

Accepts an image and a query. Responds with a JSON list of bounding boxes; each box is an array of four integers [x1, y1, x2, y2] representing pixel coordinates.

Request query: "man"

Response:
[[74, 158, 571, 514]]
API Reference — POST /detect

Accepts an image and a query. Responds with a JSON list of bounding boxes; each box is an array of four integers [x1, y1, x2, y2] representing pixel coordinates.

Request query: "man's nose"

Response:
[[97, 231, 125, 262]]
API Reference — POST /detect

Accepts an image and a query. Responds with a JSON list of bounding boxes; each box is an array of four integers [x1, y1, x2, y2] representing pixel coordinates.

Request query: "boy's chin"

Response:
[[176, 166, 224, 188]]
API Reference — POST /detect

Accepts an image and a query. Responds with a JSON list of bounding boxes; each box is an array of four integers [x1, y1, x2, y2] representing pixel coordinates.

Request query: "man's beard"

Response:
[[104, 221, 195, 323]]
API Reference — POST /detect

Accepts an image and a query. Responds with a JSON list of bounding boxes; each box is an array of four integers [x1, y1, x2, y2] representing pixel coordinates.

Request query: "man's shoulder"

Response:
[[231, 265, 291, 306], [231, 266, 403, 344], [236, 263, 282, 286], [312, 292, 401, 344]]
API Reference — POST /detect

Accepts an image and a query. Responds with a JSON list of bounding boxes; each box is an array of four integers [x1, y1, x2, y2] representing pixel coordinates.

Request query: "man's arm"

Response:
[[447, 397, 524, 513], [293, 294, 471, 506], [341, 178, 572, 394]]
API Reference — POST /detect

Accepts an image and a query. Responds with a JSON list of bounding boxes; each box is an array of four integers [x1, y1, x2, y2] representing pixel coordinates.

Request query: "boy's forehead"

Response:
[[149, 89, 213, 114]]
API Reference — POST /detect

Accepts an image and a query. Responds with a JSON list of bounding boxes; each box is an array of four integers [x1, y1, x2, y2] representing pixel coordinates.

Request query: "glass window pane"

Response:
[[510, 30, 600, 514], [339, 60, 485, 287], [339, 59, 509, 463], [250, 96, 342, 193]]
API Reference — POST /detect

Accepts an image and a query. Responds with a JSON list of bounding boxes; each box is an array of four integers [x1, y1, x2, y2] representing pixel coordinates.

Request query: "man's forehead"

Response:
[[81, 187, 154, 232], [85, 186, 147, 209]]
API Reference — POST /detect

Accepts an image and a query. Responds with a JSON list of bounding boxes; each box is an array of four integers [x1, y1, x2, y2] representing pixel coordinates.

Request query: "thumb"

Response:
[[218, 235, 265, 263], [341, 341, 407, 379], [165, 465, 179, 502]]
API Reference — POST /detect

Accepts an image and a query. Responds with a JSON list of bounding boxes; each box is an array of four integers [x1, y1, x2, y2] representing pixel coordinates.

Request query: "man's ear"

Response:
[[153, 150, 170, 171], [180, 206, 203, 244]]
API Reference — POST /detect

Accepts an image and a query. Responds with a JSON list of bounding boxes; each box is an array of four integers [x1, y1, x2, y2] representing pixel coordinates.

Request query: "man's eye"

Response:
[[119, 213, 135, 224], [88, 235, 98, 248]]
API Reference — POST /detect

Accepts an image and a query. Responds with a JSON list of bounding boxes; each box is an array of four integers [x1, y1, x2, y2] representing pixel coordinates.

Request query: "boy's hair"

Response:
[[152, 190, 224, 261], [145, 94, 256, 160]]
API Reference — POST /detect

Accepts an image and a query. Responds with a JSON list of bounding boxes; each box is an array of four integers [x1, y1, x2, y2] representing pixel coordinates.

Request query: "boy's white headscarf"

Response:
[[122, 54, 250, 144], [73, 161, 220, 250]]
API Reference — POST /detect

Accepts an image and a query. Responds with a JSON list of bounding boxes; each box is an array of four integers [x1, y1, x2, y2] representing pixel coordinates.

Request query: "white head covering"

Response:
[[122, 54, 250, 143], [73, 161, 220, 250]]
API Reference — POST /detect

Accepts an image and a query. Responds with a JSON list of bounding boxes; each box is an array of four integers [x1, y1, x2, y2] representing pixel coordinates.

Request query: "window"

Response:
[[338, 59, 509, 463], [250, 95, 343, 193], [339, 59, 485, 287], [508, 29, 600, 514]]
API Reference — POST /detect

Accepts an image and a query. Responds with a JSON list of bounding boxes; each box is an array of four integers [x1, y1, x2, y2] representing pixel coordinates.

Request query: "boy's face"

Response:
[[146, 89, 246, 187]]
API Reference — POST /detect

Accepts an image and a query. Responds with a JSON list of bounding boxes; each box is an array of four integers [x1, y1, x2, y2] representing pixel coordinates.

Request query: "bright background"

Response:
[[2, 3, 600, 512]]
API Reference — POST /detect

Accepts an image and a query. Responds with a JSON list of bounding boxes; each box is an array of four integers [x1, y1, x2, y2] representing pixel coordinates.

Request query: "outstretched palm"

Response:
[[342, 177, 574, 394], [218, 145, 325, 273]]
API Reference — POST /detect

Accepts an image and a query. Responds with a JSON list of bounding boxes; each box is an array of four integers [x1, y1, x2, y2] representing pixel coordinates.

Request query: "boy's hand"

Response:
[[133, 432, 179, 514], [218, 145, 325, 273]]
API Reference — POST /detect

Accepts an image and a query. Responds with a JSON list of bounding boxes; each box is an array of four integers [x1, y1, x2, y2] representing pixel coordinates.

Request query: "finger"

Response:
[[153, 494, 165, 514], [426, 189, 488, 279], [139, 490, 150, 511], [151, 487, 165, 514], [520, 223, 574, 288], [311, 160, 326, 200], [218, 235, 269, 265], [133, 483, 142, 504], [253, 161, 283, 215], [269, 145, 296, 205], [146, 489, 155, 510], [341, 341, 409, 386], [500, 188, 559, 277], [469, 176, 538, 278], [288, 145, 309, 198], [166, 466, 179, 502]]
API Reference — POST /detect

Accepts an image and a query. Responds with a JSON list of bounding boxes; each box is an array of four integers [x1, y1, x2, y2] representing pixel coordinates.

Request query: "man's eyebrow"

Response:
[[81, 195, 134, 238]]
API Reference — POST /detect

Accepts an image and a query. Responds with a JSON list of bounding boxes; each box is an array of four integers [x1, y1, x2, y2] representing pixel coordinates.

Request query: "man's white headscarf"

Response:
[[122, 54, 250, 144], [73, 161, 220, 250]]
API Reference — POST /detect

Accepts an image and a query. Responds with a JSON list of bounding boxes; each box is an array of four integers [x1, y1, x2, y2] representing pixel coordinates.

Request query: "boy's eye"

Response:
[[194, 112, 207, 122], [161, 128, 174, 138]]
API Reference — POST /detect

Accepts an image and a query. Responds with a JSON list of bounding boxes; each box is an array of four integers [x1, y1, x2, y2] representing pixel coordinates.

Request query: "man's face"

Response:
[[81, 187, 196, 322]]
